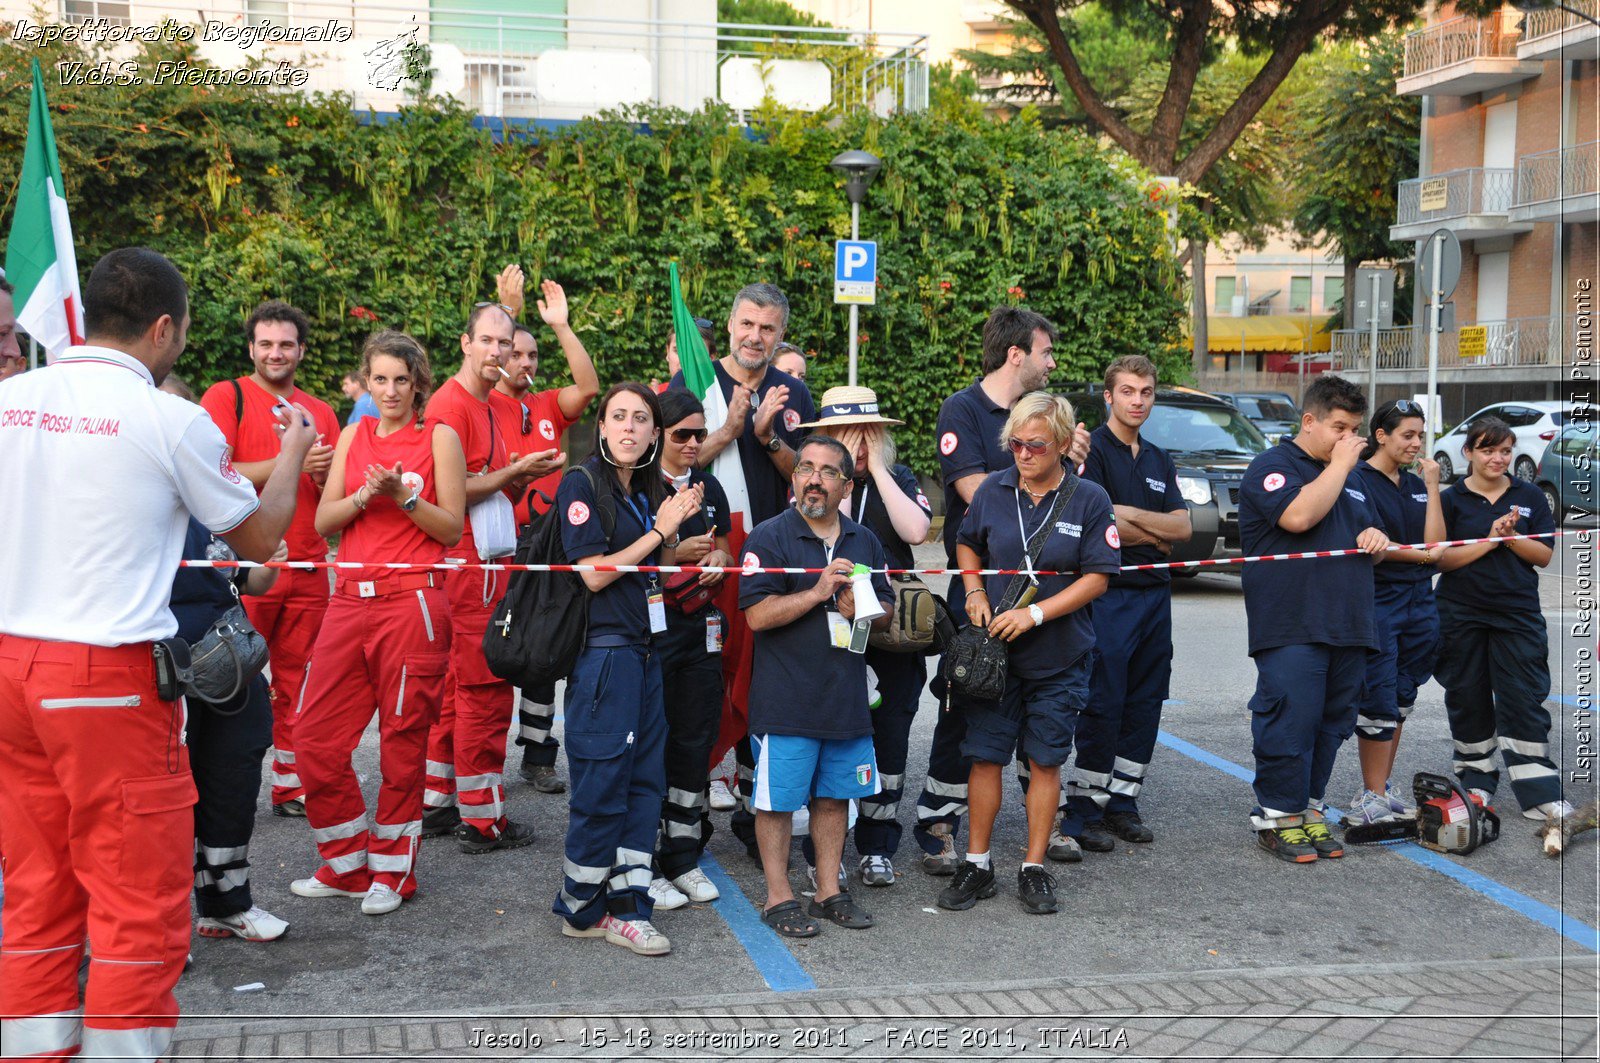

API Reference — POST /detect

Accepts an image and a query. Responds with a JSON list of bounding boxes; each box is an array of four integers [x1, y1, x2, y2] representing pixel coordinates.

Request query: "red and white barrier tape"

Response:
[[178, 530, 1576, 578]]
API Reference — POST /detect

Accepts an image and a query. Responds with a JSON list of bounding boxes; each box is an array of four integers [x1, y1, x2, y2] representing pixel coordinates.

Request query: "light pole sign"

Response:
[[833, 239, 877, 305]]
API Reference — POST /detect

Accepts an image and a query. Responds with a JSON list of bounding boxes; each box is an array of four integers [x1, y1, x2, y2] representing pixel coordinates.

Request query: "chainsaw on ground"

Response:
[[1342, 772, 1500, 854]]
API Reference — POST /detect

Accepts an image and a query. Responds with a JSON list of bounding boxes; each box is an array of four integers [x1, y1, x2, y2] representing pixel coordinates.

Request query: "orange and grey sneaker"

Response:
[[1257, 824, 1318, 863], [1301, 815, 1344, 858]]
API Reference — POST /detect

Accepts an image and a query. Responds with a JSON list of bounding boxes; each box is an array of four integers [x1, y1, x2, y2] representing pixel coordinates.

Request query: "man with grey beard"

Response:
[[671, 282, 817, 525]]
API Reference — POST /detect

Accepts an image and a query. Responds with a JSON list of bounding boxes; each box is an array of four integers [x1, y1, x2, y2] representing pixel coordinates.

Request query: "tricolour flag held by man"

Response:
[[669, 262, 756, 769], [5, 58, 85, 361]]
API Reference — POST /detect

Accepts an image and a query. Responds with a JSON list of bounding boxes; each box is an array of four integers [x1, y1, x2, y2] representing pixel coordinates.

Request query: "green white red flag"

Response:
[[5, 58, 85, 360]]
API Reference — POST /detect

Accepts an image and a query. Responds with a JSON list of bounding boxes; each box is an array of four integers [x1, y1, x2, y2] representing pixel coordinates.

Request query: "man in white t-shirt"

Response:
[[0, 247, 316, 1063]]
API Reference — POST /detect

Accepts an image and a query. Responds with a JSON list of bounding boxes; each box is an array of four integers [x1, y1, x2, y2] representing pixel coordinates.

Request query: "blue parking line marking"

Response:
[[698, 853, 817, 992], [1155, 731, 1600, 953]]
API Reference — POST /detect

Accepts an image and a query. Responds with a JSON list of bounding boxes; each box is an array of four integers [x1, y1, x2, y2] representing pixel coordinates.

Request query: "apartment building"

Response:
[[1333, 1, 1598, 420]]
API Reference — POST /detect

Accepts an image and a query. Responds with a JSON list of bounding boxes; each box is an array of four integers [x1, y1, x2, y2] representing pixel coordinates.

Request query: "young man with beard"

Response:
[[199, 300, 340, 817]]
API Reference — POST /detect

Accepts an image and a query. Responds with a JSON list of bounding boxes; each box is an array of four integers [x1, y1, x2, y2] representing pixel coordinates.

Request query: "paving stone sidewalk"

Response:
[[171, 955, 1596, 1061]]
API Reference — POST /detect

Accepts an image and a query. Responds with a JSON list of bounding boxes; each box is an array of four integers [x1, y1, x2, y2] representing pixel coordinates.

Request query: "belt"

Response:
[[588, 635, 654, 649], [336, 572, 439, 599]]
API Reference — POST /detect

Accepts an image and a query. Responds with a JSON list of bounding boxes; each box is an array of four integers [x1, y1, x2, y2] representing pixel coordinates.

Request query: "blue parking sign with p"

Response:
[[834, 240, 877, 305]]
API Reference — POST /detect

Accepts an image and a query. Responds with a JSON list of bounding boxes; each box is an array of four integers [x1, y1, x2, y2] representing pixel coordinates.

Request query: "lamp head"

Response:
[[830, 149, 883, 206]]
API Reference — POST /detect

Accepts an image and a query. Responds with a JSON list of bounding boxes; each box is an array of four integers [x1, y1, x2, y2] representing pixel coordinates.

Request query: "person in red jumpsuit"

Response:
[[288, 329, 466, 915], [488, 268, 600, 794], [199, 301, 340, 817], [0, 248, 314, 1062], [420, 302, 560, 852]]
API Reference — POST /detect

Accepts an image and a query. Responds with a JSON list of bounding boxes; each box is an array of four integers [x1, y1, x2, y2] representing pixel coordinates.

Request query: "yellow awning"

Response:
[[1189, 315, 1331, 354]]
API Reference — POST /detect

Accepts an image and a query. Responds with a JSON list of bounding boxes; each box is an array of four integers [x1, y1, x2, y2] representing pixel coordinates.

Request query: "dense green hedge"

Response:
[[0, 35, 1187, 474]]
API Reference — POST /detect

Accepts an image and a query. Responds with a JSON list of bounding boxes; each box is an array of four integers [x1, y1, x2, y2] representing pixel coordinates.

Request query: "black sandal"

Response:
[[762, 899, 820, 938], [807, 890, 874, 929]]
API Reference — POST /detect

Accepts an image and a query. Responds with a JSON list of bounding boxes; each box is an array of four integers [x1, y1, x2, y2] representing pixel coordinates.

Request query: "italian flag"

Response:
[[669, 262, 754, 770], [5, 58, 84, 361]]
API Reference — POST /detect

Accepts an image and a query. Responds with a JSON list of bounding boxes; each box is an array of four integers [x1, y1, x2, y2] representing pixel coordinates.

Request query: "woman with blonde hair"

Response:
[[939, 392, 1120, 916]]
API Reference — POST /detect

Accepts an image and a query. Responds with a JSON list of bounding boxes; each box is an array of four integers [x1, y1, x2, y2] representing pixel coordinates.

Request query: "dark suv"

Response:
[[1061, 387, 1272, 572]]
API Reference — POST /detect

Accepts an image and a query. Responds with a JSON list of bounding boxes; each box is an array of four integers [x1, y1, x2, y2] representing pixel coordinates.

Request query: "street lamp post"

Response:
[[830, 149, 882, 387]]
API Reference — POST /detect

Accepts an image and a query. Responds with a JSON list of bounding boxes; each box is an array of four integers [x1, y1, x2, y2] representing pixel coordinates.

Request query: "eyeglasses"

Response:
[[1007, 437, 1053, 455], [669, 427, 708, 443], [1393, 399, 1421, 415], [793, 462, 847, 483]]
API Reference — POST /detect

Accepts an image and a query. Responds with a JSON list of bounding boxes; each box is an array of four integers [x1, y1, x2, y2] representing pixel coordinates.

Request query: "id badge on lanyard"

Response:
[[623, 493, 669, 634]]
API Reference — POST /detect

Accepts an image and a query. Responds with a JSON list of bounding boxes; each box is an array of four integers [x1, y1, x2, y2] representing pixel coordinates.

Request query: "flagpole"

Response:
[[28, 334, 37, 372]]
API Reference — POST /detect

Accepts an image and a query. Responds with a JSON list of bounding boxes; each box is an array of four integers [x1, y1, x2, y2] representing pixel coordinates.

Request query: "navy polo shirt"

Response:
[[669, 361, 816, 527], [849, 463, 932, 571], [1239, 441, 1377, 655], [936, 380, 1013, 566], [1081, 424, 1184, 589], [557, 460, 658, 643], [668, 467, 732, 541], [738, 507, 892, 740], [956, 468, 1120, 677], [170, 517, 245, 644], [1438, 477, 1555, 615], [1354, 461, 1434, 588]]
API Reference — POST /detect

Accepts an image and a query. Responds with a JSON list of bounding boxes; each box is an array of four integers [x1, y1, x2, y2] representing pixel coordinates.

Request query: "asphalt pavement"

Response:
[[23, 528, 1600, 1060]]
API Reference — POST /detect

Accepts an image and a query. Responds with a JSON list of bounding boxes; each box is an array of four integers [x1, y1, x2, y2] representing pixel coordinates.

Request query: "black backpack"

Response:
[[483, 465, 615, 689]]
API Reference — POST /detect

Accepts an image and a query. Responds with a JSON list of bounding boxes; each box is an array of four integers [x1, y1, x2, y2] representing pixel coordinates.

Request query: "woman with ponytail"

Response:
[[1344, 399, 1444, 829], [1434, 416, 1567, 823], [551, 382, 706, 956]]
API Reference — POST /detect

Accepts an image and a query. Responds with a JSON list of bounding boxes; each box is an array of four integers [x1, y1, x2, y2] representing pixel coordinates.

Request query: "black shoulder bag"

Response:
[[943, 473, 1078, 704]]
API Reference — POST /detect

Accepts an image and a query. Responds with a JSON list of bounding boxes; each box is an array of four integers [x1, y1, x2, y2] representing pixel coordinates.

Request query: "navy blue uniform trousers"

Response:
[[1433, 601, 1560, 810], [1356, 580, 1440, 741], [1250, 643, 1366, 823], [1063, 585, 1172, 833], [914, 580, 977, 854], [188, 676, 273, 918], [854, 648, 928, 859], [655, 614, 723, 878], [554, 643, 667, 926]]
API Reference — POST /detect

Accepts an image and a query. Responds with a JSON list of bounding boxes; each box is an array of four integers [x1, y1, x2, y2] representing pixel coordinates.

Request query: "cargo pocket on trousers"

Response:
[[395, 653, 450, 724], [120, 773, 199, 888], [565, 731, 634, 818]]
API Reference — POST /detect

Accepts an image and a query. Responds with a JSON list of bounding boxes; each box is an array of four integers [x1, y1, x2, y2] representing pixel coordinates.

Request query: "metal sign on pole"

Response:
[[1422, 229, 1461, 455], [834, 234, 877, 387]]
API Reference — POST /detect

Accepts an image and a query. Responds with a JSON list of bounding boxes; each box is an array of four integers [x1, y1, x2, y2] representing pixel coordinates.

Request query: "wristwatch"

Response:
[[762, 434, 782, 453], [1027, 604, 1045, 628], [400, 487, 422, 512]]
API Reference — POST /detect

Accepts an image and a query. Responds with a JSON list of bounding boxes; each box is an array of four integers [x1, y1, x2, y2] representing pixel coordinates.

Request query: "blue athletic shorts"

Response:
[[751, 733, 880, 812]]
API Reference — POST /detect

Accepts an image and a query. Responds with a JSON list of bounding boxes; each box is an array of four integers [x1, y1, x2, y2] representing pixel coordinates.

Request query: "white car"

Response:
[[1431, 401, 1572, 482]]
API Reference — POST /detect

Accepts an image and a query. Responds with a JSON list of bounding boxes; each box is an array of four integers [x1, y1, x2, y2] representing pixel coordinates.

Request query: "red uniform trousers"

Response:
[[423, 559, 515, 836], [294, 581, 450, 897], [243, 566, 331, 807], [0, 636, 194, 1062]]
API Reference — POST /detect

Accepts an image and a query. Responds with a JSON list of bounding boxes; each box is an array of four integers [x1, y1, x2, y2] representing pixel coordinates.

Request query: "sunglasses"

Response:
[[1393, 399, 1421, 415], [669, 427, 708, 443], [520, 405, 532, 436], [1008, 437, 1052, 455]]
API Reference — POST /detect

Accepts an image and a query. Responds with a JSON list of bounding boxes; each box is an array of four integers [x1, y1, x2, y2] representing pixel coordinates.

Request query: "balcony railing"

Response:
[[1332, 315, 1573, 373], [1402, 10, 1524, 79], [1516, 141, 1600, 205], [1522, 0, 1599, 41], [1396, 167, 1517, 226], [66, 2, 929, 120]]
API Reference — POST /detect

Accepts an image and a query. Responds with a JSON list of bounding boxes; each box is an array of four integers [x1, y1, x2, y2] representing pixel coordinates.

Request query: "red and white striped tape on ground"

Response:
[[177, 530, 1578, 579]]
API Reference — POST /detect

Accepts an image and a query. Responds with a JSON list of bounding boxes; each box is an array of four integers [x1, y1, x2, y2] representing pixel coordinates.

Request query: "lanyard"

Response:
[[1014, 484, 1056, 584]]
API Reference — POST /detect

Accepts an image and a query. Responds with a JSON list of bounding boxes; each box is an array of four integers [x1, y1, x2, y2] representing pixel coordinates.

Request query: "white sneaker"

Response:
[[1346, 788, 1398, 827], [1524, 799, 1575, 822], [289, 876, 365, 899], [600, 914, 671, 956], [805, 863, 847, 892], [860, 854, 896, 886], [648, 876, 688, 911], [1383, 780, 1418, 819], [708, 779, 737, 811], [672, 867, 720, 902], [361, 884, 403, 916], [196, 906, 289, 942]]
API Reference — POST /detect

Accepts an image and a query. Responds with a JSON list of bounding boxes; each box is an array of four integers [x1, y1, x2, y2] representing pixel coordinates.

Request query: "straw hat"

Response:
[[796, 385, 904, 428]]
